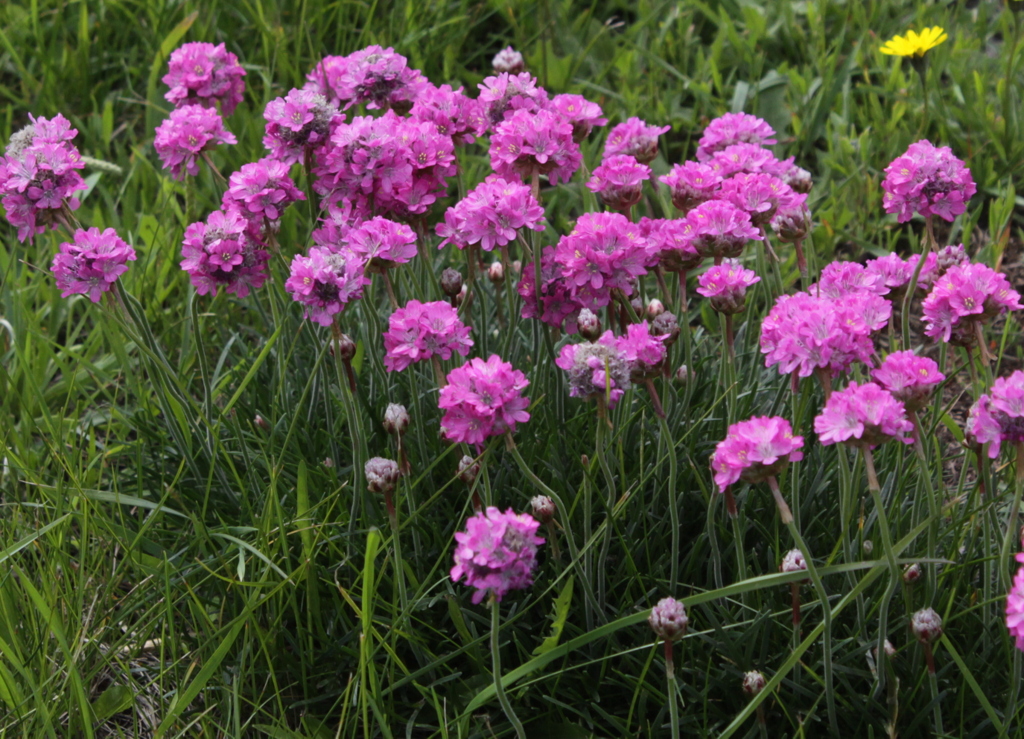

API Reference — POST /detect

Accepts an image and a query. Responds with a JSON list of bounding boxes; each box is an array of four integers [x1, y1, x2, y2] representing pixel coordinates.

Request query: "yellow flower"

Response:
[[880, 26, 948, 58]]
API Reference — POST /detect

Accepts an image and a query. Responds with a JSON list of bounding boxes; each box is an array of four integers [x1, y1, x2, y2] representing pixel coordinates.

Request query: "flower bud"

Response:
[[441, 268, 464, 298], [457, 284, 468, 306], [511, 260, 522, 277], [742, 670, 766, 697], [457, 455, 480, 485], [780, 548, 806, 574], [862, 539, 874, 555], [648, 597, 688, 641], [873, 639, 896, 658], [647, 298, 665, 318], [254, 414, 270, 432], [674, 365, 691, 385], [911, 607, 942, 644], [333, 333, 356, 361], [492, 46, 525, 74], [783, 165, 813, 195], [530, 495, 556, 524], [935, 243, 968, 277], [630, 296, 643, 314], [903, 562, 922, 584], [577, 308, 602, 341], [383, 403, 410, 436], [488, 261, 505, 284], [322, 457, 334, 468], [365, 457, 400, 495], [651, 311, 680, 347]]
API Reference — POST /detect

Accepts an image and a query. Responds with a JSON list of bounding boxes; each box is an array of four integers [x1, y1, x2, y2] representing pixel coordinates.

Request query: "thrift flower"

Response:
[[697, 258, 760, 314], [603, 117, 670, 164], [922, 262, 1022, 344], [587, 154, 650, 211], [306, 46, 425, 112], [660, 161, 721, 214], [718, 172, 803, 228], [51, 227, 137, 302], [1006, 559, 1024, 651], [438, 355, 531, 446], [518, 245, 585, 333], [696, 112, 777, 161], [154, 105, 236, 180], [813, 261, 889, 299], [262, 88, 341, 164], [711, 416, 804, 492], [871, 350, 945, 412], [616, 321, 668, 381], [478, 72, 549, 126], [549, 93, 607, 142], [555, 331, 631, 408], [685, 200, 761, 261], [813, 381, 914, 448], [450, 506, 544, 603], [707, 144, 788, 180], [865, 252, 938, 297], [640, 217, 702, 274], [181, 209, 269, 297], [222, 157, 305, 224], [492, 46, 525, 74], [284, 245, 368, 325], [882, 140, 976, 223], [489, 107, 580, 185], [437, 175, 545, 252], [410, 84, 487, 146], [383, 299, 474, 372], [880, 27, 948, 58], [649, 597, 689, 641], [345, 216, 417, 272], [970, 371, 1024, 458], [163, 42, 246, 115]]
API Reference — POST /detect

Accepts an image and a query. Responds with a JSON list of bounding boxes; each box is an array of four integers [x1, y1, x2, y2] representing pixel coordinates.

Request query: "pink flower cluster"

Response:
[[517, 246, 583, 333], [492, 47, 525, 75], [603, 117, 670, 164], [617, 321, 668, 381], [154, 104, 236, 180], [549, 94, 607, 142], [345, 217, 417, 271], [966, 371, 1024, 458], [586, 154, 651, 211], [284, 245, 368, 326], [450, 506, 544, 604], [0, 113, 87, 242], [383, 300, 473, 372], [642, 217, 702, 273], [437, 175, 545, 252], [871, 350, 945, 412], [711, 416, 804, 492], [555, 330, 632, 408], [882, 139, 977, 223], [686, 200, 761, 260], [222, 157, 305, 225], [718, 172, 802, 228], [262, 88, 341, 164], [1007, 551, 1024, 651], [478, 72, 549, 126], [814, 381, 913, 448], [864, 252, 937, 297], [922, 262, 1022, 344], [696, 112, 777, 161], [490, 107, 581, 185], [697, 258, 760, 314], [162, 42, 245, 115], [181, 209, 270, 298], [51, 227, 137, 302], [410, 84, 487, 145], [812, 261, 888, 299], [439, 355, 531, 446], [660, 161, 721, 214], [304, 46, 426, 112]]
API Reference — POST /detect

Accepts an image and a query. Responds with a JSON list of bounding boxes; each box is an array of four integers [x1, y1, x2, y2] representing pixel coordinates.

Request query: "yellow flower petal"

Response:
[[880, 25, 948, 57]]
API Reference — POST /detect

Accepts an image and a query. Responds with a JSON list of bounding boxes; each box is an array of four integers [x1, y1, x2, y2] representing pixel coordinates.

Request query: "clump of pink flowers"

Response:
[[967, 371, 1024, 458], [1006, 551, 1024, 651], [154, 105, 236, 180], [686, 200, 761, 261], [881, 139, 977, 223], [922, 262, 1022, 346], [603, 117, 670, 164], [383, 300, 473, 372], [555, 331, 631, 408], [490, 107, 580, 185], [718, 172, 803, 228], [696, 113, 777, 161], [262, 89, 341, 164], [660, 161, 721, 214], [712, 416, 804, 492], [51, 227, 137, 302], [344, 217, 417, 272], [222, 157, 305, 225], [163, 42, 246, 115], [549, 93, 607, 142], [865, 252, 937, 298], [586, 155, 651, 212], [284, 246, 368, 325], [410, 84, 487, 146], [871, 351, 945, 412], [478, 72, 549, 126], [814, 381, 914, 448], [616, 321, 668, 381], [181, 209, 270, 298], [697, 259, 760, 314], [305, 46, 425, 113], [438, 355, 531, 446], [450, 506, 544, 603], [517, 246, 584, 333], [437, 175, 545, 252]]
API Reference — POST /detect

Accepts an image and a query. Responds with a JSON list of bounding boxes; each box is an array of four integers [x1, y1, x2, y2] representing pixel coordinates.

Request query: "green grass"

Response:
[[2, 0, 1024, 736]]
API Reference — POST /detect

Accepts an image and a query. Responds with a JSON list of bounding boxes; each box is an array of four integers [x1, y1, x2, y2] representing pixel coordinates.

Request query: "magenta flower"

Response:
[[685, 200, 761, 261], [549, 93, 607, 142], [181, 209, 269, 298], [222, 157, 305, 224], [410, 84, 487, 145], [492, 47, 525, 74], [587, 154, 650, 211], [871, 351, 945, 412], [865, 252, 938, 296], [922, 262, 1023, 344], [437, 175, 545, 252], [640, 217, 702, 273], [696, 113, 777, 161], [345, 217, 417, 272], [478, 72, 549, 126], [697, 258, 760, 314], [966, 396, 1004, 454], [711, 416, 804, 492], [812, 261, 889, 299], [707, 144, 788, 180], [51, 227, 136, 302], [154, 105, 236, 180], [970, 372, 1024, 458], [439, 355, 531, 446], [616, 321, 668, 381], [813, 381, 914, 448], [1007, 557, 1024, 650], [718, 173, 803, 228], [450, 506, 544, 603], [603, 117, 671, 164], [383, 300, 473, 372], [262, 89, 341, 164], [284, 246, 368, 325], [163, 42, 246, 115], [490, 107, 580, 185], [770, 200, 811, 243], [936, 243, 969, 275], [555, 331, 631, 408], [307, 46, 425, 113], [518, 246, 585, 333], [882, 139, 976, 223], [660, 161, 721, 214]]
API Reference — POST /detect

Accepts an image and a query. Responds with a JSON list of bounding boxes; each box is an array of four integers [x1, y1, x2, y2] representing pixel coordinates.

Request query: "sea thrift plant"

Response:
[[586, 154, 651, 211], [181, 209, 270, 298], [262, 88, 340, 164], [1007, 552, 1024, 651], [603, 117, 670, 163], [697, 259, 760, 315], [696, 112, 777, 161], [154, 105, 236, 180], [711, 416, 804, 493], [51, 227, 137, 302], [881, 140, 976, 223], [518, 245, 584, 333], [345, 217, 417, 272], [437, 175, 545, 252], [163, 42, 246, 115], [616, 321, 668, 381], [284, 245, 368, 325], [450, 506, 544, 603], [438, 355, 531, 446], [718, 172, 803, 228], [641, 217, 702, 274], [865, 252, 938, 297], [921, 261, 1022, 346], [871, 351, 945, 411], [383, 300, 473, 372], [708, 144, 789, 179], [410, 84, 487, 145], [685, 200, 761, 261], [555, 331, 631, 409], [813, 382, 914, 448], [222, 157, 305, 225], [969, 371, 1024, 458], [491, 46, 525, 74], [549, 93, 607, 142], [477, 72, 549, 126], [489, 107, 580, 185], [306, 46, 426, 112], [649, 597, 689, 641], [660, 161, 721, 213], [812, 261, 888, 299]]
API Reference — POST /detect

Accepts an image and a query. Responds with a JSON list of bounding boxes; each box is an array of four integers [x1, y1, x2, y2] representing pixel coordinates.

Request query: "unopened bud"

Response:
[[577, 308, 602, 341], [648, 597, 688, 641], [492, 46, 525, 74], [674, 365, 691, 385], [441, 268, 463, 298], [488, 261, 505, 284], [783, 165, 813, 195], [511, 259, 522, 276], [651, 311, 680, 347], [862, 539, 874, 555], [780, 548, 806, 574], [742, 670, 766, 697], [873, 639, 896, 659], [254, 414, 271, 432], [647, 298, 665, 318], [903, 563, 922, 584], [322, 457, 334, 468], [333, 333, 356, 361], [911, 607, 942, 644], [530, 495, 556, 524], [457, 455, 479, 485], [630, 296, 643, 314], [383, 403, 410, 436], [365, 457, 400, 494]]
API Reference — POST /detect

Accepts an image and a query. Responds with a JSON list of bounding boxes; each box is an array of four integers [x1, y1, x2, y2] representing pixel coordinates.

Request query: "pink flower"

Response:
[[450, 506, 544, 604], [660, 161, 721, 214], [712, 416, 804, 492], [549, 93, 607, 142], [770, 200, 811, 242], [616, 321, 668, 381], [383, 300, 473, 372], [154, 105, 236, 180], [410, 84, 487, 145], [640, 217, 701, 273], [262, 88, 341, 164], [813, 381, 914, 448], [555, 331, 631, 408], [306, 46, 425, 113], [871, 350, 945, 412], [490, 107, 580, 185], [649, 597, 689, 641], [587, 154, 650, 211], [696, 113, 777, 161], [181, 209, 269, 298], [685, 200, 761, 261], [966, 395, 1005, 454], [163, 42, 246, 115], [345, 216, 417, 271], [970, 372, 1024, 458], [439, 355, 531, 446], [478, 72, 549, 126], [603, 117, 671, 164], [882, 139, 976, 223], [222, 157, 305, 223], [922, 262, 1023, 344], [1007, 564, 1024, 651], [51, 227, 137, 302], [865, 252, 938, 296], [518, 246, 585, 333], [707, 144, 788, 179], [437, 175, 545, 252], [697, 258, 760, 314], [284, 245, 368, 325], [812, 261, 889, 299], [718, 173, 803, 228], [492, 47, 525, 74]]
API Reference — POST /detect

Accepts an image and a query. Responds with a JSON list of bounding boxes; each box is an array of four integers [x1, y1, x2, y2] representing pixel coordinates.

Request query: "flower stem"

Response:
[[924, 642, 944, 735], [862, 446, 903, 679], [490, 596, 527, 739], [656, 413, 680, 590], [664, 639, 680, 739], [999, 444, 1024, 591]]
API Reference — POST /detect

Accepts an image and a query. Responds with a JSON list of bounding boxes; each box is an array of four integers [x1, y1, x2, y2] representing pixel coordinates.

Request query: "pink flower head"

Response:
[[437, 175, 545, 252], [154, 104, 236, 180], [972, 372, 1024, 458], [222, 157, 305, 224], [640, 217, 701, 273], [262, 88, 341, 164], [871, 350, 945, 411], [552, 212, 653, 310], [966, 395, 1004, 454], [922, 262, 1023, 344], [882, 139, 976, 223], [718, 173, 803, 228], [936, 243, 969, 276], [310, 46, 426, 113], [813, 381, 914, 448], [181, 209, 269, 298], [492, 47, 525, 74], [284, 245, 368, 325], [587, 154, 650, 211], [345, 216, 417, 272], [685, 199, 761, 261], [51, 227, 137, 302], [450, 506, 544, 604], [555, 331, 631, 408], [1007, 565, 1024, 651], [616, 321, 668, 381], [812, 261, 889, 299], [163, 42, 246, 115], [712, 416, 804, 492], [697, 258, 760, 314], [518, 246, 585, 333], [770, 199, 812, 243], [707, 144, 788, 180], [410, 84, 487, 145], [660, 161, 721, 214], [603, 117, 671, 164], [549, 93, 607, 142], [439, 355, 531, 446], [865, 252, 939, 297], [478, 72, 549, 127], [490, 107, 580, 185], [383, 299, 473, 372], [696, 113, 777, 161]]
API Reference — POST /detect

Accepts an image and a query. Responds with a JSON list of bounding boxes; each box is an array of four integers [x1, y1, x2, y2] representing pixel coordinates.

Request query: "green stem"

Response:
[[490, 597, 527, 739], [926, 649, 944, 737], [656, 413, 680, 590], [863, 446, 903, 682], [999, 444, 1024, 591], [595, 402, 617, 608], [665, 640, 680, 739]]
